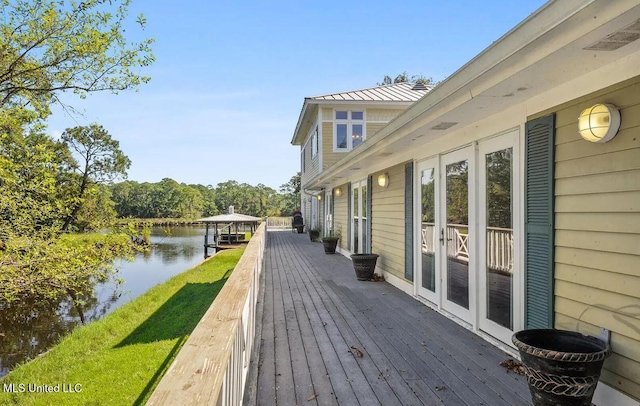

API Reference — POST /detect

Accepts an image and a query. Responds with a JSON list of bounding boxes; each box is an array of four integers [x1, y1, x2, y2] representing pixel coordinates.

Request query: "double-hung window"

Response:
[[335, 110, 364, 151]]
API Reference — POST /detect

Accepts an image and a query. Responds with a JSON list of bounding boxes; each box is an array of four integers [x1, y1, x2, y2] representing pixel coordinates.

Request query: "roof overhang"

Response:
[[310, 0, 640, 187]]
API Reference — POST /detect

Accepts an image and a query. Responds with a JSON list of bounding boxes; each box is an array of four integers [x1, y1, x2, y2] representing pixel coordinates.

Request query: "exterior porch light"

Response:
[[317, 194, 322, 201], [578, 104, 620, 143], [377, 173, 389, 188], [334, 187, 342, 197]]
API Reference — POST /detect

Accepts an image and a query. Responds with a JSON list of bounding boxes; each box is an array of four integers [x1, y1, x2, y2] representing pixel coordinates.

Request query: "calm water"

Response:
[[0, 225, 207, 378]]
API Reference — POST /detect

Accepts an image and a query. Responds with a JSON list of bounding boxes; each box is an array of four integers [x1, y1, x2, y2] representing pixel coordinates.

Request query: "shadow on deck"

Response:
[[244, 230, 531, 406]]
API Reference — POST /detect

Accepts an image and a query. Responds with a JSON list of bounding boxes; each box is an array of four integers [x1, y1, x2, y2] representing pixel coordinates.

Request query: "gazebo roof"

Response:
[[196, 206, 261, 223]]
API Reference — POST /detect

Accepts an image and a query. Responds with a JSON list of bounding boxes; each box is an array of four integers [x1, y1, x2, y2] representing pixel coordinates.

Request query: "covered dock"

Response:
[[196, 206, 261, 256]]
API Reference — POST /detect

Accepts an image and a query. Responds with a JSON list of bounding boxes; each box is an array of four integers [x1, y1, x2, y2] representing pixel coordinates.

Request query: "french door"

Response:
[[351, 180, 367, 253], [478, 131, 520, 344], [440, 147, 475, 323], [416, 131, 520, 343], [417, 146, 475, 325]]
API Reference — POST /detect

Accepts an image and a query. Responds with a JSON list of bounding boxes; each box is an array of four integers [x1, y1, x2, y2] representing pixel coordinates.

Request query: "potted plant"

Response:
[[512, 329, 610, 406], [350, 252, 379, 281], [321, 230, 340, 254], [308, 228, 320, 242]]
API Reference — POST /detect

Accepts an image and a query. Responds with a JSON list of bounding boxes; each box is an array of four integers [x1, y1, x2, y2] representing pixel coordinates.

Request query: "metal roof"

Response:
[[307, 82, 431, 103], [197, 213, 261, 223]]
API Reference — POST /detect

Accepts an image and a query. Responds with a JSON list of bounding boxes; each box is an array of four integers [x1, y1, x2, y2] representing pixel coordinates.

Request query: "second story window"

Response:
[[311, 126, 318, 158], [301, 146, 306, 173], [335, 110, 364, 151]]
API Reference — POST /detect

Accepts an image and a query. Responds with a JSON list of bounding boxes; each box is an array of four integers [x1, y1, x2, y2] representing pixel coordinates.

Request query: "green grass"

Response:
[[0, 248, 244, 406]]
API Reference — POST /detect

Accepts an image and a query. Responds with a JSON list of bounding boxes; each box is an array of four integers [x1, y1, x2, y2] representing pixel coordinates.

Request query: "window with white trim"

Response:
[[334, 110, 365, 151], [311, 126, 318, 158], [301, 146, 306, 173]]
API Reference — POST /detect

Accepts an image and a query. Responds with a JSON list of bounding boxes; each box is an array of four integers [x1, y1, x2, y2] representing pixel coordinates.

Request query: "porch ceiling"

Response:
[[311, 0, 640, 188]]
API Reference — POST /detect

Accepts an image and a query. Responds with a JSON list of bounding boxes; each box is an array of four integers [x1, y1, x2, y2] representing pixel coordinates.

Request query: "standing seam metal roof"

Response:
[[307, 82, 431, 102]]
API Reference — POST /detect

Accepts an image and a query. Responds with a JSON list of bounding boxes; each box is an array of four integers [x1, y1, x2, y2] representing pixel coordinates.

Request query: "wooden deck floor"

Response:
[[244, 230, 532, 406]]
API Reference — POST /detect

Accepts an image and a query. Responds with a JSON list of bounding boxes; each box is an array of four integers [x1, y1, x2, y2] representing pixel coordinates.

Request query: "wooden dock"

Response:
[[244, 230, 532, 405]]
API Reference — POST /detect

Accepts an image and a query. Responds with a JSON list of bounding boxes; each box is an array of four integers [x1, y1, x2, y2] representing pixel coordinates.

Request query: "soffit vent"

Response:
[[584, 18, 640, 51], [431, 122, 458, 130]]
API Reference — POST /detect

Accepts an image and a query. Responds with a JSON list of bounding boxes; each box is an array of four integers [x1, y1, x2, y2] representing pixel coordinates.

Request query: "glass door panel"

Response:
[[485, 148, 513, 329], [479, 130, 520, 345], [445, 159, 470, 310], [421, 167, 436, 293], [440, 146, 474, 324], [362, 184, 367, 252], [352, 186, 359, 253], [351, 180, 366, 254]]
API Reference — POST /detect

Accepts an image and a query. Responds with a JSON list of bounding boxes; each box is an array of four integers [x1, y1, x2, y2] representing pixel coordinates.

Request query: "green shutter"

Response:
[[405, 162, 414, 281], [524, 114, 555, 329], [347, 183, 352, 250], [366, 175, 372, 253]]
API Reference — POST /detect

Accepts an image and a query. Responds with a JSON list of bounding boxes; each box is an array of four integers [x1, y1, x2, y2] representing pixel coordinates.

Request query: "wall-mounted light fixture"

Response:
[[334, 187, 342, 197], [578, 103, 621, 143], [317, 193, 322, 201], [377, 173, 389, 188]]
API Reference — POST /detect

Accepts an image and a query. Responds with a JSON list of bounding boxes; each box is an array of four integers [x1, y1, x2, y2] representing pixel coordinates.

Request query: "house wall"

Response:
[[333, 183, 349, 251], [371, 164, 406, 280], [300, 124, 320, 187], [549, 75, 640, 400]]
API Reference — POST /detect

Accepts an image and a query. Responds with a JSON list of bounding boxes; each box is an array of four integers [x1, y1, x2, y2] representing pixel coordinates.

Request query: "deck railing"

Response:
[[265, 216, 291, 230], [147, 222, 266, 406], [421, 223, 513, 273]]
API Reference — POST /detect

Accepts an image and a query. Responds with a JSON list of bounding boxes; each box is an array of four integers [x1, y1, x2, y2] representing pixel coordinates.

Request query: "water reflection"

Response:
[[0, 225, 206, 378]]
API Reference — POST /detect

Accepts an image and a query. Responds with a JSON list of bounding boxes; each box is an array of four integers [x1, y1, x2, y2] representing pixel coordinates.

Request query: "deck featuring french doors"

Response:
[[415, 129, 521, 346], [246, 230, 531, 405]]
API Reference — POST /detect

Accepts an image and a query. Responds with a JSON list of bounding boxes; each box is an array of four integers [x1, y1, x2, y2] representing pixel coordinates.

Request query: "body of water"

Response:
[[0, 225, 208, 378]]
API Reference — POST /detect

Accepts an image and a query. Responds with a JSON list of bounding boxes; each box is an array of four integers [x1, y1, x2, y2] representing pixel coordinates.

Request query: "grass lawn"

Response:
[[0, 248, 244, 406]]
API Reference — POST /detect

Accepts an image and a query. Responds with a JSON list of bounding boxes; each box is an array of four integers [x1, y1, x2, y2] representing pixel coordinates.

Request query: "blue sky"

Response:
[[47, 0, 547, 190]]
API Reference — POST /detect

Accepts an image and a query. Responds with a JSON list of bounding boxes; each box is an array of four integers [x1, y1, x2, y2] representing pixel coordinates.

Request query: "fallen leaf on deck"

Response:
[[350, 346, 364, 358], [435, 386, 447, 391], [500, 359, 525, 375], [307, 392, 318, 401], [371, 273, 385, 282]]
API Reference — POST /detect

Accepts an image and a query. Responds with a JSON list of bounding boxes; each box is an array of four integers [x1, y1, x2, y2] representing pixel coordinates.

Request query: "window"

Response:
[[334, 110, 365, 151], [311, 126, 318, 158], [301, 146, 306, 173]]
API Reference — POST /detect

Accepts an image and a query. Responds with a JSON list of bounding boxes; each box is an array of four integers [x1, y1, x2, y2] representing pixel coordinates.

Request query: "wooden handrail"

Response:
[[147, 222, 266, 406]]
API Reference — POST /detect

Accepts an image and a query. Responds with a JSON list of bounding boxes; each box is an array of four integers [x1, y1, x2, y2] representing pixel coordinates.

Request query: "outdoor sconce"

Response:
[[334, 187, 342, 197], [578, 103, 620, 143], [317, 194, 322, 201], [377, 173, 389, 188]]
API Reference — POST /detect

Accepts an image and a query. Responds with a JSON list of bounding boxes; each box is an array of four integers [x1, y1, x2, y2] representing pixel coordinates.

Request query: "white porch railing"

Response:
[[265, 216, 291, 230], [147, 222, 266, 406], [486, 226, 513, 274], [421, 223, 513, 273]]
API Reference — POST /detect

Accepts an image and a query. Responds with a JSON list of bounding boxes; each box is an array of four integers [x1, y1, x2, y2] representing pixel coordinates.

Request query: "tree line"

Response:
[[109, 175, 301, 220]]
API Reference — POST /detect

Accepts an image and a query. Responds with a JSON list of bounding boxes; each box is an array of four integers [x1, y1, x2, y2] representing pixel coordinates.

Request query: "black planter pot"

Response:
[[512, 329, 610, 406], [309, 230, 320, 242], [322, 237, 338, 254], [350, 254, 379, 280]]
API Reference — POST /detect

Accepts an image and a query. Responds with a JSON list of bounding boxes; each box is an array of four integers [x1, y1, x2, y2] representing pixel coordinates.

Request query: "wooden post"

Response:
[[204, 223, 209, 258]]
